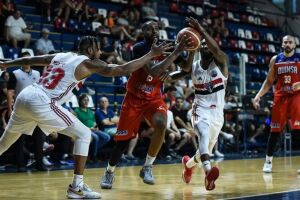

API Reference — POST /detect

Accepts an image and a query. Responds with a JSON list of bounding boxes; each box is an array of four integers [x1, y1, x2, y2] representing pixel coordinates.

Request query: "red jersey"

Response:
[[274, 52, 300, 97], [126, 57, 164, 100]]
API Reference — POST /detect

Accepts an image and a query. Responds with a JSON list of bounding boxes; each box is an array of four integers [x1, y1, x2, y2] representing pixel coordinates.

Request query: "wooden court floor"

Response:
[[1, 156, 300, 200]]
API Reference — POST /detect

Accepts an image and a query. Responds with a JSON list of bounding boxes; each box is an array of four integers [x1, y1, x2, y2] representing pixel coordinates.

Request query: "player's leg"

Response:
[[263, 96, 287, 173], [182, 103, 199, 184], [59, 119, 101, 199], [203, 111, 223, 190], [101, 94, 143, 189], [140, 100, 167, 185], [100, 140, 130, 189], [288, 94, 300, 173], [0, 95, 37, 156], [36, 98, 100, 199]]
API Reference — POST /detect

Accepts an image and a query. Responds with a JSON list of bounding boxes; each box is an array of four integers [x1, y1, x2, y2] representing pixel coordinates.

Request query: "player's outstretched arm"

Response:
[[83, 39, 173, 77], [186, 17, 228, 76], [253, 55, 277, 110], [160, 70, 190, 83], [0, 55, 55, 69], [145, 35, 191, 77]]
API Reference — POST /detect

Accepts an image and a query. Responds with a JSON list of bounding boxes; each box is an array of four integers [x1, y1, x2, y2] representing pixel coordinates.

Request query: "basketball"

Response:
[[176, 27, 201, 51]]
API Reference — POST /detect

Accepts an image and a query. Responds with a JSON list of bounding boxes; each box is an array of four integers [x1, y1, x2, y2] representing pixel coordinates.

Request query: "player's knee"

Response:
[[152, 116, 167, 131]]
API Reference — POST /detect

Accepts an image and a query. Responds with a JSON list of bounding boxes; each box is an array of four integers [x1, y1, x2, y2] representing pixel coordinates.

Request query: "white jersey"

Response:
[[13, 69, 40, 96], [191, 59, 227, 108], [35, 52, 89, 104]]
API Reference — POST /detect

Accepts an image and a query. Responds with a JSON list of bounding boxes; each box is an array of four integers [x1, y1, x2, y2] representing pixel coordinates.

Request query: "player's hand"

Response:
[[159, 71, 172, 82], [186, 17, 205, 34], [252, 96, 260, 110], [175, 34, 192, 52], [150, 39, 173, 57], [292, 82, 300, 91]]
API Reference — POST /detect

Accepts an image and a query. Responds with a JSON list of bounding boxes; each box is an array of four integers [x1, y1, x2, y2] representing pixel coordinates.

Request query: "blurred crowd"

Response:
[[0, 0, 275, 171]]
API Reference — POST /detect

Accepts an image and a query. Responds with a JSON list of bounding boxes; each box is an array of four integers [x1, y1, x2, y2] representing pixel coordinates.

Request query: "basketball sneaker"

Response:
[[204, 166, 219, 191], [139, 165, 155, 185], [182, 155, 194, 184], [67, 183, 101, 199], [262, 161, 272, 173], [100, 169, 114, 189]]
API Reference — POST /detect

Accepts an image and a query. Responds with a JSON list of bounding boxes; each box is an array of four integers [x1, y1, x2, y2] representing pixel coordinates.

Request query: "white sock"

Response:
[[266, 155, 273, 163], [144, 154, 156, 166], [72, 174, 83, 188], [186, 156, 199, 168], [107, 163, 116, 172], [202, 160, 211, 172]]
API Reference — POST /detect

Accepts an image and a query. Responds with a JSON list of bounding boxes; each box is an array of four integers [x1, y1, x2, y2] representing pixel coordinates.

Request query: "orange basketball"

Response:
[[176, 27, 201, 51]]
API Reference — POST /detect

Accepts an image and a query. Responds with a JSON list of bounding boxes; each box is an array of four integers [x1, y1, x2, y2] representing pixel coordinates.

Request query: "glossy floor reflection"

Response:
[[0, 156, 300, 199]]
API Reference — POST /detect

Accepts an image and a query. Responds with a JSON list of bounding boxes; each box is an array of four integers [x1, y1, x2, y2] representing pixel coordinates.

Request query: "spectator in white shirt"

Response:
[[5, 10, 31, 48], [35, 28, 56, 55]]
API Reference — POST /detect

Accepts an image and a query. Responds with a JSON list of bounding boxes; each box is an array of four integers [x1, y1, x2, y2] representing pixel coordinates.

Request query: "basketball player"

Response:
[[0, 35, 172, 199], [253, 35, 300, 173], [164, 17, 228, 190], [100, 21, 192, 189]]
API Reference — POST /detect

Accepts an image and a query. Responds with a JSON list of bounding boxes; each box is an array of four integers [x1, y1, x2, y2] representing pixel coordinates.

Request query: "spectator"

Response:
[[5, 10, 31, 48], [35, 0, 52, 22], [163, 86, 177, 106], [95, 96, 118, 135], [171, 97, 197, 151], [5, 51, 48, 170], [74, 93, 111, 162], [35, 28, 56, 55]]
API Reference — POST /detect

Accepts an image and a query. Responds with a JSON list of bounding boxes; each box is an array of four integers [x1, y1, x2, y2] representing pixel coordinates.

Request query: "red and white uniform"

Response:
[[6, 52, 89, 135], [191, 59, 227, 153]]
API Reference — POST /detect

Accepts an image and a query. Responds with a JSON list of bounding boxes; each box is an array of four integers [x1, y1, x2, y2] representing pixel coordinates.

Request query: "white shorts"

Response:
[[191, 103, 224, 144], [6, 85, 77, 136], [9, 32, 31, 41]]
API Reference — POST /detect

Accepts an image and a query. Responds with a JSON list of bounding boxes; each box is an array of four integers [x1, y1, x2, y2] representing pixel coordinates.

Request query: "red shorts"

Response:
[[114, 92, 167, 141], [270, 93, 300, 132]]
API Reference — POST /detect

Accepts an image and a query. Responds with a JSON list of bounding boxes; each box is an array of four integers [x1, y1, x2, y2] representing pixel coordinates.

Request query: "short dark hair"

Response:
[[78, 93, 89, 107], [78, 35, 99, 53]]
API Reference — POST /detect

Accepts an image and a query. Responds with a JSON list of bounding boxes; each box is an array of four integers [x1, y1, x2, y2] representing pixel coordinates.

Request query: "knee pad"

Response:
[[60, 121, 92, 156]]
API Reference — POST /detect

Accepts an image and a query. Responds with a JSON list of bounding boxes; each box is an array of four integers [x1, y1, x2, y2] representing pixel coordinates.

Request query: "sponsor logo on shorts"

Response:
[[116, 130, 128, 135], [294, 121, 300, 126], [270, 122, 280, 129]]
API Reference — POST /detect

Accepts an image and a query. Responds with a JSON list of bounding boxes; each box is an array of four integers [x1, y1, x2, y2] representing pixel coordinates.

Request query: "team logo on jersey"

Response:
[[205, 82, 214, 92], [210, 69, 218, 78]]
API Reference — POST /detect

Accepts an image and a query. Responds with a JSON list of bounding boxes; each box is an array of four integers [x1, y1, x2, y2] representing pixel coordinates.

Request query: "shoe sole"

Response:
[[139, 171, 155, 185], [262, 169, 272, 173], [181, 156, 192, 184], [205, 167, 219, 191], [67, 192, 101, 199], [100, 184, 112, 189]]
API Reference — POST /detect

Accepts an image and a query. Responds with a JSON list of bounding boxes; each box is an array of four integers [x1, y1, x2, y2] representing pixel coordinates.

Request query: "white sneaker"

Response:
[[214, 150, 224, 158], [42, 156, 53, 166], [220, 131, 234, 140], [297, 169, 300, 174], [262, 162, 272, 173], [67, 183, 101, 199]]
